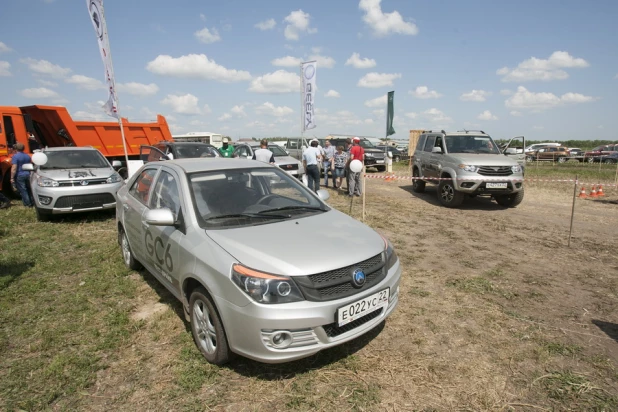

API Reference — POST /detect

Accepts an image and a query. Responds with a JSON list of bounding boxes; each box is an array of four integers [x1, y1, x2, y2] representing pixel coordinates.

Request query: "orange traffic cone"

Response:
[[597, 185, 605, 197], [589, 185, 598, 198], [578, 186, 588, 198]]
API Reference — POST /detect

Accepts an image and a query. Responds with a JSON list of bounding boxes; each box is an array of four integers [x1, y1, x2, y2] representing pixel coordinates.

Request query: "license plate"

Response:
[[486, 182, 508, 189], [337, 289, 389, 327], [376, 159, 384, 164]]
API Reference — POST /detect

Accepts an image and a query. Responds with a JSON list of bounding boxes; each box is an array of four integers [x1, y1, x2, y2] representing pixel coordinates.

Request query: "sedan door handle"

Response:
[[122, 204, 129, 211]]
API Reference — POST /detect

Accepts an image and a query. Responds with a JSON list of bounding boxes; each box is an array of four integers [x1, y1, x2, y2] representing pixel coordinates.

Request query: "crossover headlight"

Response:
[[106, 172, 122, 183], [380, 235, 398, 270], [37, 176, 59, 187], [231, 264, 304, 304], [511, 165, 522, 173], [459, 164, 479, 173]]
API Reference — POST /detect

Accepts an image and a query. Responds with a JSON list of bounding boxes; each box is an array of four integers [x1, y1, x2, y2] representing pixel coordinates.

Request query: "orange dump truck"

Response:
[[1, 105, 171, 193]]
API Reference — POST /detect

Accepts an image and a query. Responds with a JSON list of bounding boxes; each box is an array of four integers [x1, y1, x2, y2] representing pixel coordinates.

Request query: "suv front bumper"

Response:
[[454, 176, 524, 195]]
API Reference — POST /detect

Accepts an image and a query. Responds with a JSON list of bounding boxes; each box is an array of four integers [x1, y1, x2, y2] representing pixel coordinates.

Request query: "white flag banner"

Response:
[[301, 61, 316, 132], [87, 0, 119, 119]]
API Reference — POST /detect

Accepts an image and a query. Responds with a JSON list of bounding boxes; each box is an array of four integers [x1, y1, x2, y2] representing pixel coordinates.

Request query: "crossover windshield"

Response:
[[267, 145, 289, 157], [40, 150, 109, 169], [190, 167, 327, 228], [175, 144, 220, 158], [444, 135, 500, 155]]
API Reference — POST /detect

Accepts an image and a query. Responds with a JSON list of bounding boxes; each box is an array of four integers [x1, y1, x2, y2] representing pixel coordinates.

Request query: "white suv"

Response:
[[411, 130, 525, 208]]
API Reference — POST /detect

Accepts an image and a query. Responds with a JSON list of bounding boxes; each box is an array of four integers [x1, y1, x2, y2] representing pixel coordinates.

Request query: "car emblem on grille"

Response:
[[492, 167, 500, 171], [351, 268, 366, 288], [80, 180, 89, 186]]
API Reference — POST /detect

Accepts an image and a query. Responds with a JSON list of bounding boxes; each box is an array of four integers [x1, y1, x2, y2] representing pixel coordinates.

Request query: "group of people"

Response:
[[302, 137, 365, 197], [0, 141, 34, 209]]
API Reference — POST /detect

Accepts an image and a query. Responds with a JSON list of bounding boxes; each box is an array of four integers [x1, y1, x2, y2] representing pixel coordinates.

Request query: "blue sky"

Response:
[[1, 0, 617, 141]]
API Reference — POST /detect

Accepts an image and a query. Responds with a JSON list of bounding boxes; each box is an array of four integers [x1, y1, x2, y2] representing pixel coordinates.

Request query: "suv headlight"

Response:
[[380, 235, 398, 270], [231, 264, 304, 304], [106, 172, 122, 183], [459, 164, 479, 173], [511, 165, 522, 173], [37, 176, 59, 187]]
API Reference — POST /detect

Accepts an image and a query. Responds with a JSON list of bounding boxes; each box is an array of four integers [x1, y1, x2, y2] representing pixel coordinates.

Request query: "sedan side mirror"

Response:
[[22, 163, 34, 171], [144, 208, 175, 226], [431, 146, 443, 154]]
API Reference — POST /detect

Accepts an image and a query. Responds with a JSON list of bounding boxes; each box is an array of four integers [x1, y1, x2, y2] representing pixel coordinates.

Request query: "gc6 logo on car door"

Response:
[[145, 230, 173, 272]]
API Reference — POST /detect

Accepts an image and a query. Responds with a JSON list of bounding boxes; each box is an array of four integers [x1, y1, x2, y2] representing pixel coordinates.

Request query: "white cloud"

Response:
[[160, 93, 202, 115], [255, 102, 293, 117], [372, 109, 385, 117], [248, 70, 299, 94], [116, 82, 159, 96], [359, 0, 418, 37], [409, 86, 442, 99], [345, 52, 377, 69], [497, 51, 589, 82], [405, 112, 417, 119], [19, 87, 58, 99], [230, 105, 247, 117], [37, 79, 58, 87], [505, 86, 596, 111], [325, 89, 340, 98], [218, 113, 232, 121], [271, 56, 302, 67], [51, 98, 70, 105], [194, 27, 221, 44], [65, 74, 104, 90], [283, 10, 316, 41], [202, 105, 212, 114], [358, 72, 401, 88], [0, 42, 12, 53], [500, 89, 513, 96], [255, 18, 276, 30], [422, 108, 452, 124], [364, 119, 374, 124], [0, 61, 11, 76], [20, 58, 71, 78], [477, 110, 498, 120], [364, 95, 387, 107], [309, 54, 335, 68], [510, 111, 522, 117], [146, 54, 251, 83], [200, 13, 207, 22], [321, 110, 364, 126], [460, 89, 491, 102], [533, 126, 545, 130]]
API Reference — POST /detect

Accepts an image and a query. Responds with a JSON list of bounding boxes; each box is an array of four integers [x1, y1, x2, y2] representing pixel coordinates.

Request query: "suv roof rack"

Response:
[[457, 129, 486, 134], [421, 130, 446, 134]]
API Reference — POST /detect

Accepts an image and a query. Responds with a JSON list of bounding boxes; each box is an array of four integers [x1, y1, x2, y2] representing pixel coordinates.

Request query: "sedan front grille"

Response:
[[477, 166, 513, 176], [294, 254, 386, 302], [322, 308, 383, 338], [54, 193, 116, 209]]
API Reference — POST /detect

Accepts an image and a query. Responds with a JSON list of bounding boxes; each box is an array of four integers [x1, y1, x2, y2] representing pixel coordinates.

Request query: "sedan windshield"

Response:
[[175, 144, 220, 158], [444, 135, 501, 154], [40, 150, 109, 169], [190, 167, 327, 228]]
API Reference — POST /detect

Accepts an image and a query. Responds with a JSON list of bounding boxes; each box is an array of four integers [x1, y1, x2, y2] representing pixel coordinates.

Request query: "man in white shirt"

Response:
[[302, 139, 322, 192], [252, 139, 275, 164]]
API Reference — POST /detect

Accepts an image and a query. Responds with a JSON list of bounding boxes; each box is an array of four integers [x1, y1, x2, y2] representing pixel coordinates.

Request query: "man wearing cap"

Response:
[[302, 139, 322, 192], [219, 137, 234, 158], [10, 142, 33, 207], [348, 137, 365, 197]]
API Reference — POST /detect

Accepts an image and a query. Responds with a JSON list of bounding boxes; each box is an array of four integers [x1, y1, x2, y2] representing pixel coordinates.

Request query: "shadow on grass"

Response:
[[226, 321, 385, 380], [592, 319, 618, 344], [0, 259, 35, 290], [398, 184, 516, 211]]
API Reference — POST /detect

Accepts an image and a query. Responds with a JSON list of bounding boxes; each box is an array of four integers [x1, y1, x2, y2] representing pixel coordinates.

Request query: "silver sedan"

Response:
[[116, 158, 401, 364]]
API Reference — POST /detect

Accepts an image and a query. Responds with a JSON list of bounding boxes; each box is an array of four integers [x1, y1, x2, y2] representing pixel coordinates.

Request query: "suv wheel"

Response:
[[393, 155, 400, 163], [438, 179, 464, 208], [525, 156, 535, 162], [35, 206, 52, 222], [495, 190, 524, 208], [412, 168, 425, 193], [189, 288, 231, 365]]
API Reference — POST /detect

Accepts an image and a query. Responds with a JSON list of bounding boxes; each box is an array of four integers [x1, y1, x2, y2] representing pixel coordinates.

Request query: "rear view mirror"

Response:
[[144, 208, 175, 226], [431, 146, 442, 154], [22, 163, 34, 171]]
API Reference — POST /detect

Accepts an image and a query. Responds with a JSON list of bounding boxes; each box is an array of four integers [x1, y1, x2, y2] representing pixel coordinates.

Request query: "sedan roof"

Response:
[[163, 158, 270, 174]]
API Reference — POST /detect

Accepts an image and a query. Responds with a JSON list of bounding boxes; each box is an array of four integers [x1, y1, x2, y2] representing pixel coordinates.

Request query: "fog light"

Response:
[[38, 195, 52, 205], [270, 331, 292, 349]]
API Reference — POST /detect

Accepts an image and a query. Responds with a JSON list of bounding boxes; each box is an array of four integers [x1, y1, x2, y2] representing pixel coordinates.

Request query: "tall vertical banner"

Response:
[[301, 61, 317, 132], [87, 0, 118, 119], [386, 91, 395, 137]]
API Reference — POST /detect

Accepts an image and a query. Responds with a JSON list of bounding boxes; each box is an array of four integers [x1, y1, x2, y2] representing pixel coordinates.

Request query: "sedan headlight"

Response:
[[37, 176, 59, 187], [106, 172, 122, 183], [511, 165, 522, 173], [231, 264, 304, 304], [380, 235, 398, 270], [459, 164, 479, 173]]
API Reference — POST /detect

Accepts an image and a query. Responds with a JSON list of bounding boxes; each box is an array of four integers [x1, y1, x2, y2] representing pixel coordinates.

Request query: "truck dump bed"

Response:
[[20, 105, 171, 157]]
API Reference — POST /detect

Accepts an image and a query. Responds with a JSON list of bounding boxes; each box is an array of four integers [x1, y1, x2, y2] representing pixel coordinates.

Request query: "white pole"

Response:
[[300, 63, 304, 138]]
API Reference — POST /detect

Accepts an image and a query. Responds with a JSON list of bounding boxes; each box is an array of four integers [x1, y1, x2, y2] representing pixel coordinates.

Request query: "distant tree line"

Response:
[[494, 139, 617, 150]]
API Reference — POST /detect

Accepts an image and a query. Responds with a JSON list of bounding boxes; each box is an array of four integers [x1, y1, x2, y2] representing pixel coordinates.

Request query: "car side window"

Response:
[[237, 146, 249, 157], [416, 135, 426, 151], [150, 171, 181, 219], [287, 140, 298, 149], [423, 136, 436, 152], [129, 168, 158, 205], [435, 136, 443, 149]]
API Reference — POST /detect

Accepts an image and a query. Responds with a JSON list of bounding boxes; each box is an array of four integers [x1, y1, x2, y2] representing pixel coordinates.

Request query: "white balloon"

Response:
[[350, 159, 363, 173], [31, 151, 48, 166]]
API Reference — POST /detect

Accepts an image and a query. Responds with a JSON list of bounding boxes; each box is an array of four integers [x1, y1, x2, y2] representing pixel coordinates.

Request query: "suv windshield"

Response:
[[444, 135, 500, 155], [40, 150, 109, 169], [190, 168, 327, 229], [360, 139, 376, 149], [175, 144, 220, 158]]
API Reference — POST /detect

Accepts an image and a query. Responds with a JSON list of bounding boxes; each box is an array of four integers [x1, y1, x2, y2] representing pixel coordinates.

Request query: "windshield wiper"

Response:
[[258, 205, 327, 214], [204, 212, 290, 221]]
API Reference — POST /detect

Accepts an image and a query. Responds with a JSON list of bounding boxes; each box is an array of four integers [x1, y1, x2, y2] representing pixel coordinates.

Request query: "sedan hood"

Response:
[[207, 209, 384, 276], [37, 167, 115, 180], [274, 155, 301, 166], [448, 153, 519, 166]]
